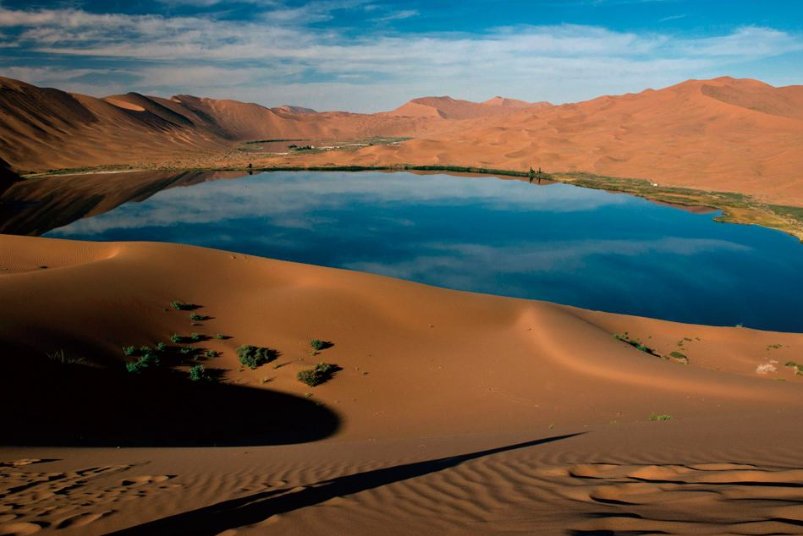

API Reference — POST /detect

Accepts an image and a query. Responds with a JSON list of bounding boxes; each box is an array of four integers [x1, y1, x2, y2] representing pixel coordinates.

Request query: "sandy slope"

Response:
[[0, 77, 442, 172], [384, 96, 547, 119], [2, 76, 802, 205], [289, 77, 803, 205], [1, 234, 801, 534]]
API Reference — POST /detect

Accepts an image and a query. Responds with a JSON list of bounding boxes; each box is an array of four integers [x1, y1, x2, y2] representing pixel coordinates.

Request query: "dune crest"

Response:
[[3, 75, 801, 205], [0, 234, 802, 534]]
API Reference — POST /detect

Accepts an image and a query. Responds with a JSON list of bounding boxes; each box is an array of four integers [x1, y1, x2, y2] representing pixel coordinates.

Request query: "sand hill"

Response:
[[3, 76, 801, 205], [1, 234, 802, 534], [385, 95, 546, 119], [293, 77, 803, 205], [2, 73, 803, 535], [0, 77, 438, 172]]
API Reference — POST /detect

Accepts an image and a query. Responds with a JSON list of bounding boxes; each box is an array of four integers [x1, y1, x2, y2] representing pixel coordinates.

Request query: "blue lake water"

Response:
[[45, 171, 803, 332]]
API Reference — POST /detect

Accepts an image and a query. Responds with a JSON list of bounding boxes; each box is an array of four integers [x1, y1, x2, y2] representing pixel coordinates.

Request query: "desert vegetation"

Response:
[[297, 362, 341, 387], [237, 345, 278, 369]]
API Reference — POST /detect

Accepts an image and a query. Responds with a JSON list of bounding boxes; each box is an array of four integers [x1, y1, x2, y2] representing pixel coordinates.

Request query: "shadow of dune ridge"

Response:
[[111, 433, 583, 535], [1, 350, 340, 447], [0, 156, 20, 196]]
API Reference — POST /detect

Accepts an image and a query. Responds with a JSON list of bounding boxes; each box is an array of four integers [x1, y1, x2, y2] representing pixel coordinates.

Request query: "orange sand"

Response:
[[2, 73, 803, 534], [3, 76, 803, 205], [1, 234, 801, 534]]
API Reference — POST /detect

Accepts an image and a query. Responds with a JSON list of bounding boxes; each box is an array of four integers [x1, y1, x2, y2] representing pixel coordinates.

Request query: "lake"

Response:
[[36, 170, 803, 332]]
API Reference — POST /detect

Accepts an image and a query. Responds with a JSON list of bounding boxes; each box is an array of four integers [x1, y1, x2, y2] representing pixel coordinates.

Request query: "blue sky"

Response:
[[0, 0, 802, 111]]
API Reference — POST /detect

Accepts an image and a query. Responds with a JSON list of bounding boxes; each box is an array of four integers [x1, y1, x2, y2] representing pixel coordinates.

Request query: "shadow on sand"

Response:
[[2, 356, 340, 447], [111, 433, 583, 535]]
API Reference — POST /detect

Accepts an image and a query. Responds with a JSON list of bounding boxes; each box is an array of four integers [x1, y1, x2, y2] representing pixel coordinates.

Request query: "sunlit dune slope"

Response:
[[298, 77, 803, 205], [2, 76, 803, 204], [1, 234, 801, 446]]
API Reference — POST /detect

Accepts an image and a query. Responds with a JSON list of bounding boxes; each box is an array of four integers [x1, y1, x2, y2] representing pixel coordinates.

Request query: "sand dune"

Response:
[[385, 95, 546, 119], [3, 76, 802, 205], [0, 77, 439, 172], [0, 234, 801, 534], [2, 76, 803, 533], [291, 77, 803, 205]]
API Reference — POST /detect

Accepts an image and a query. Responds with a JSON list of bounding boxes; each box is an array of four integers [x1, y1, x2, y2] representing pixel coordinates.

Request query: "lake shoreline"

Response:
[[21, 163, 803, 242]]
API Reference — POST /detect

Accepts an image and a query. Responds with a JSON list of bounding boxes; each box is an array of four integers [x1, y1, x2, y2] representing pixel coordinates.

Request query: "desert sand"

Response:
[[1, 234, 802, 535], [3, 76, 803, 205], [2, 74, 803, 535]]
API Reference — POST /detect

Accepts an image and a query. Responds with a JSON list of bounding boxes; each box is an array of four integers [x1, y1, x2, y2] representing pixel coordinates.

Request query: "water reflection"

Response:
[[21, 170, 803, 331]]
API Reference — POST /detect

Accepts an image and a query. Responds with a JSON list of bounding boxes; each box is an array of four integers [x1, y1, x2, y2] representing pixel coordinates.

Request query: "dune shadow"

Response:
[[111, 433, 583, 535], [1, 356, 340, 447]]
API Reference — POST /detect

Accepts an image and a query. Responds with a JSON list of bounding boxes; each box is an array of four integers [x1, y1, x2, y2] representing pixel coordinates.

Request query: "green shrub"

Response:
[[237, 345, 277, 369], [668, 351, 689, 364], [204, 349, 220, 358], [122, 345, 136, 356], [179, 346, 194, 355], [649, 413, 672, 422], [125, 353, 160, 374], [170, 300, 194, 311], [310, 339, 331, 351], [785, 361, 803, 375], [613, 332, 660, 357], [140, 353, 159, 367], [171, 333, 200, 344], [297, 362, 341, 387], [189, 364, 210, 382], [155, 342, 167, 352], [190, 313, 208, 321]]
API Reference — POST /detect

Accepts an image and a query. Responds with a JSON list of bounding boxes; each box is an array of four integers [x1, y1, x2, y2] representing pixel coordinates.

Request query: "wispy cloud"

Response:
[[375, 9, 418, 22], [0, 4, 801, 111]]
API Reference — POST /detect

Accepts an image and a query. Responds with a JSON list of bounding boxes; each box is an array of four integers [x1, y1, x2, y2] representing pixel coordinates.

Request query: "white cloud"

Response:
[[375, 9, 418, 22], [0, 5, 801, 111]]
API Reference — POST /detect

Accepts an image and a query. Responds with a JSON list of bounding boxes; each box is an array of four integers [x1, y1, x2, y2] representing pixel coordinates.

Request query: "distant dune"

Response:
[[0, 77, 439, 171], [384, 95, 546, 119], [1, 76, 803, 205], [297, 77, 803, 205]]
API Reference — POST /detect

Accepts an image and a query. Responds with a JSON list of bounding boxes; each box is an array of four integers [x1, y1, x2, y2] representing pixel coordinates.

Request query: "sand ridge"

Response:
[[2, 76, 803, 205], [0, 234, 802, 534]]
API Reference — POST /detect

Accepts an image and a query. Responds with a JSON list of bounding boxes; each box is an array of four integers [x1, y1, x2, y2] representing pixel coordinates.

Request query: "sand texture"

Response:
[[1, 234, 801, 534]]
